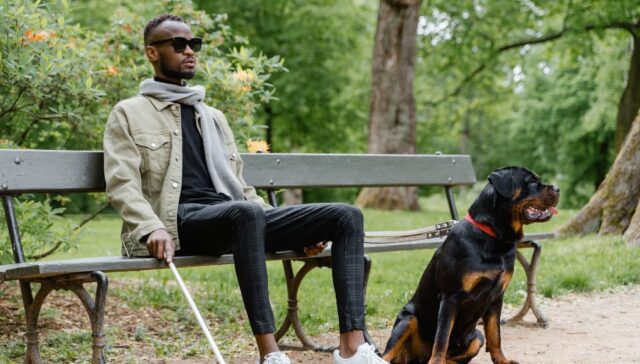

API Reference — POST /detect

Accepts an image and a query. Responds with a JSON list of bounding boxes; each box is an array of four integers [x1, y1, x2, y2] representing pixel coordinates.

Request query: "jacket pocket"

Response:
[[132, 132, 171, 194]]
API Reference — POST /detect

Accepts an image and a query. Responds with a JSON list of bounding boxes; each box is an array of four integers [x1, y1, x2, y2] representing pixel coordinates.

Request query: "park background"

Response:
[[1, 0, 640, 362]]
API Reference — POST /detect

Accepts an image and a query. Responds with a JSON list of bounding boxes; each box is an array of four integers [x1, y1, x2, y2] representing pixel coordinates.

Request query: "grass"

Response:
[[3, 190, 640, 362]]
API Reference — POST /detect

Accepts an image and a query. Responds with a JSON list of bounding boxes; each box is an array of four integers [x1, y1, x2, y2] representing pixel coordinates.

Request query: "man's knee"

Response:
[[332, 203, 363, 229], [230, 201, 266, 223]]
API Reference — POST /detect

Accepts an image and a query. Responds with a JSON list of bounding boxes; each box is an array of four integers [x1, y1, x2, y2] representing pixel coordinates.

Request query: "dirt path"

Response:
[[2, 284, 639, 363], [271, 285, 640, 364]]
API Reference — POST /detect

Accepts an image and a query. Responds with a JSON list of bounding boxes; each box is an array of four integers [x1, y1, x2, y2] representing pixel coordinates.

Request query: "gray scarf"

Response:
[[139, 79, 244, 200]]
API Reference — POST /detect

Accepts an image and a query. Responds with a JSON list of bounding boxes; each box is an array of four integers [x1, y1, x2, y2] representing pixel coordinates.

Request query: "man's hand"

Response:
[[303, 242, 328, 257], [146, 228, 175, 263]]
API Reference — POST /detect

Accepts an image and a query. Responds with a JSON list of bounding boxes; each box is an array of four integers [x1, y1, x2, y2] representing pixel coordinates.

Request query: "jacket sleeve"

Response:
[[103, 104, 166, 243], [212, 109, 273, 210]]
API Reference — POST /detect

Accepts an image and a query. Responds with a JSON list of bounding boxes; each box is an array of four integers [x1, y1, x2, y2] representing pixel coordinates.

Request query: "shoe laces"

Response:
[[359, 344, 386, 363], [262, 351, 290, 364]]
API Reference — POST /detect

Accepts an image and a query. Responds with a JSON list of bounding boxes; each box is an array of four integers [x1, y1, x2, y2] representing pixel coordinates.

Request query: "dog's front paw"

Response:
[[491, 354, 519, 364]]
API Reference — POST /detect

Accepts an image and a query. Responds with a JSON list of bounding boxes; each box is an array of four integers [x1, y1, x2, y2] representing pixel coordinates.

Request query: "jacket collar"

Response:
[[145, 96, 175, 111]]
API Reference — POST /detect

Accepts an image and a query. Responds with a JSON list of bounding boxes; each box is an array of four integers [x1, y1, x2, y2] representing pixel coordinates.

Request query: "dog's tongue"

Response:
[[549, 207, 558, 215]]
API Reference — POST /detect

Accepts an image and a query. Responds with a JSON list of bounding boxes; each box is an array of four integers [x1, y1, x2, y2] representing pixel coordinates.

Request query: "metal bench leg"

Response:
[[22, 281, 53, 364], [20, 273, 108, 364], [505, 241, 548, 328], [275, 258, 334, 351], [275, 256, 375, 352], [66, 272, 108, 364]]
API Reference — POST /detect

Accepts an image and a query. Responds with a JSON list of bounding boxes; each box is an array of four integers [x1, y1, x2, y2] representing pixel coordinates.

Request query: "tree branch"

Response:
[[385, 0, 421, 7], [497, 29, 567, 52], [17, 119, 38, 146], [26, 202, 110, 260], [0, 85, 26, 120], [424, 18, 640, 108]]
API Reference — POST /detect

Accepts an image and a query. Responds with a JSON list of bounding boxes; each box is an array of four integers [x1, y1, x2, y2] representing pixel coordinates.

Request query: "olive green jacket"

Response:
[[103, 95, 271, 257]]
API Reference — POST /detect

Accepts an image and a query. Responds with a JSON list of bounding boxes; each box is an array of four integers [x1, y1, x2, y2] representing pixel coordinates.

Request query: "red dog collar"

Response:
[[464, 213, 497, 238]]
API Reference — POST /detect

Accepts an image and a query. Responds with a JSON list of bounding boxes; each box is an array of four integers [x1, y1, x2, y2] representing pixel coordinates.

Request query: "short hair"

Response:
[[144, 14, 184, 45]]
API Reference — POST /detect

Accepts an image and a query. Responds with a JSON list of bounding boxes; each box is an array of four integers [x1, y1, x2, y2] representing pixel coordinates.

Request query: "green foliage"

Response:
[[0, 0, 104, 149], [503, 35, 624, 207], [195, 0, 375, 153], [75, 0, 286, 145], [0, 197, 80, 264], [0, 0, 284, 148], [413, 0, 640, 207]]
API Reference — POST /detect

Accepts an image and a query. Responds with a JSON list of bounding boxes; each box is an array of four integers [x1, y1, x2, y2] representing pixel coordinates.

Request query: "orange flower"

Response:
[[122, 24, 132, 33], [233, 69, 255, 82], [24, 29, 52, 42], [107, 65, 119, 76], [33, 31, 50, 41], [246, 139, 270, 153]]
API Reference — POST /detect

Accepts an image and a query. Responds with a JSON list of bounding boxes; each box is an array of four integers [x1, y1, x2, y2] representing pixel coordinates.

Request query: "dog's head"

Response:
[[469, 166, 560, 240]]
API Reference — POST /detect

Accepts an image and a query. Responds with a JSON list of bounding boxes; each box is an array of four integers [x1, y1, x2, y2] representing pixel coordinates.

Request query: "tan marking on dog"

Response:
[[483, 311, 500, 351], [511, 202, 524, 234], [489, 350, 512, 364], [447, 335, 483, 362], [462, 270, 503, 292], [484, 311, 516, 364], [512, 187, 522, 200], [383, 317, 428, 363], [410, 321, 429, 361], [501, 271, 513, 292]]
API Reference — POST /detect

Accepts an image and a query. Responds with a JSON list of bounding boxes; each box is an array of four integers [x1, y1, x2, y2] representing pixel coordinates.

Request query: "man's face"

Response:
[[146, 20, 197, 83]]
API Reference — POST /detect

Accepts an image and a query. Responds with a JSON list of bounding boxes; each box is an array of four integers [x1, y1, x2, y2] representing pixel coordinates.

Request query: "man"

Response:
[[103, 14, 388, 364]]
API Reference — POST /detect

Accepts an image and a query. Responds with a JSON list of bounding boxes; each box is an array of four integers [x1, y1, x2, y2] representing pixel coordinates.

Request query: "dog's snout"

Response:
[[551, 185, 560, 194]]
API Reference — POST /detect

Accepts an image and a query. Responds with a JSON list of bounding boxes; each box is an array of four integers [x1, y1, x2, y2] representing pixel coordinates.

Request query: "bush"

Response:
[[89, 0, 285, 145], [0, 197, 80, 264]]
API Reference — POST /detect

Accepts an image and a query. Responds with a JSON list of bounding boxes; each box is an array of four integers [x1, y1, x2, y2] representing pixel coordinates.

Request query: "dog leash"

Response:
[[365, 220, 458, 244]]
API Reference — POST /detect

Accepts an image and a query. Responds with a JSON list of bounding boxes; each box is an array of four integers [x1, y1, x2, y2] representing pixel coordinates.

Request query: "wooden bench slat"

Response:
[[243, 153, 476, 188], [0, 239, 447, 281], [0, 150, 476, 193], [0, 150, 105, 193], [0, 232, 553, 281]]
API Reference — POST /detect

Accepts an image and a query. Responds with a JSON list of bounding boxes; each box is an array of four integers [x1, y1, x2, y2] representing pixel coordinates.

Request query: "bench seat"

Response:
[[0, 233, 553, 282]]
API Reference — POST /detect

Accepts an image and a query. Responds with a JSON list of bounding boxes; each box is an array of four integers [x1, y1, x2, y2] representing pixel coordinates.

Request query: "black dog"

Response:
[[382, 166, 559, 364]]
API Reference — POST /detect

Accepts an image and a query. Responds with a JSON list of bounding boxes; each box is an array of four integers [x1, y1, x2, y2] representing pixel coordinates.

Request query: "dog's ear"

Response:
[[488, 167, 515, 198]]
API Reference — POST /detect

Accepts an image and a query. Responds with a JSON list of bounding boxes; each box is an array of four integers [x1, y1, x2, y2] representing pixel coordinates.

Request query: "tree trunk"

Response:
[[623, 199, 640, 246], [558, 112, 640, 241], [614, 33, 640, 152], [356, 0, 421, 211], [282, 188, 303, 206]]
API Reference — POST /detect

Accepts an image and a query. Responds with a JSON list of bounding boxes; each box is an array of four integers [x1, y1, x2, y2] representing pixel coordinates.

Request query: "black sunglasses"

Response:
[[148, 37, 203, 52]]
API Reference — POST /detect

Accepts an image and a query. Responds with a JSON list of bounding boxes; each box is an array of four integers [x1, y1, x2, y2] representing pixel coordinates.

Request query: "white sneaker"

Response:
[[259, 351, 291, 364], [333, 343, 389, 364]]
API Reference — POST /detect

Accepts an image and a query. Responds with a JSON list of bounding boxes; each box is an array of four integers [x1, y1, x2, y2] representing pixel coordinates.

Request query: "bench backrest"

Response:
[[1, 149, 476, 265], [0, 150, 476, 193]]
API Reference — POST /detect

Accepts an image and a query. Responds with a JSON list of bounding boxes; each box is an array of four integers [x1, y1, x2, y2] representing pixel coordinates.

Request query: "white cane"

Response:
[[167, 257, 226, 364]]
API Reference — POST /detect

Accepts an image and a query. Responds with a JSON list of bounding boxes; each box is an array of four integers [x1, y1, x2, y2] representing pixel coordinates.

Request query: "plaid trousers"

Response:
[[177, 201, 366, 334]]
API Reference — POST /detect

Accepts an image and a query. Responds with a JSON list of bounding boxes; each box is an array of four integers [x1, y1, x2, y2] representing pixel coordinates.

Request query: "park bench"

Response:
[[0, 149, 553, 363]]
